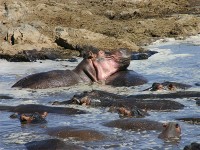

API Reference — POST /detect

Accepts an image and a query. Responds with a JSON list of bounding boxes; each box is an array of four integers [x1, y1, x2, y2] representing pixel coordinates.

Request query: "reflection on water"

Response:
[[0, 37, 200, 149]]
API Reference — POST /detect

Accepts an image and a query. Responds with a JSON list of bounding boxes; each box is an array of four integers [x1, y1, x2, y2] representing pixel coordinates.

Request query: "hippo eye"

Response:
[[175, 123, 179, 128]]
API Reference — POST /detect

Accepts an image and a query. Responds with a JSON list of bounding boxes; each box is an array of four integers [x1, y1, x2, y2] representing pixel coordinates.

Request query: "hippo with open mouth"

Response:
[[12, 48, 147, 89]]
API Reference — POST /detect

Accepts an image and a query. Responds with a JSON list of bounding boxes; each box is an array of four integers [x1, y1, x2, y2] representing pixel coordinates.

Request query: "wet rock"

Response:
[[0, 95, 13, 99], [176, 117, 200, 125], [25, 139, 84, 150], [131, 50, 158, 60], [195, 82, 200, 86], [47, 126, 106, 141], [54, 27, 140, 52], [196, 99, 200, 106], [184, 142, 200, 150], [67, 58, 78, 62], [0, 48, 77, 62], [0, 104, 86, 115]]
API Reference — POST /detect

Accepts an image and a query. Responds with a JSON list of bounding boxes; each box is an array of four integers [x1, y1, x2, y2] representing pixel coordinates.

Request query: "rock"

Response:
[[0, 0, 28, 21], [131, 50, 158, 60], [0, 95, 13, 99], [195, 82, 200, 86], [54, 27, 140, 52], [184, 142, 200, 150]]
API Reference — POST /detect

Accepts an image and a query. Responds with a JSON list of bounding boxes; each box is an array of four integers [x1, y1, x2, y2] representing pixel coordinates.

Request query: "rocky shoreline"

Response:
[[0, 0, 200, 61]]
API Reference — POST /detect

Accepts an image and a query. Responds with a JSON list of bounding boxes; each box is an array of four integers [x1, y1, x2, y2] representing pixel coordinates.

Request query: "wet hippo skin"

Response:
[[56, 90, 184, 111], [176, 117, 200, 125], [47, 126, 106, 141], [105, 70, 148, 87], [128, 91, 200, 99], [0, 104, 86, 115], [104, 118, 163, 131], [25, 139, 85, 150], [104, 119, 181, 140], [12, 48, 147, 89]]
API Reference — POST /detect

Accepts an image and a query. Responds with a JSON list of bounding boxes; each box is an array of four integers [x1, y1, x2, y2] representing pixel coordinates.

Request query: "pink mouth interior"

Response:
[[92, 58, 118, 81]]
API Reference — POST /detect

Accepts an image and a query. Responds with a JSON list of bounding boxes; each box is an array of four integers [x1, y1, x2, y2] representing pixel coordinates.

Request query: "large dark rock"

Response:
[[184, 142, 200, 150]]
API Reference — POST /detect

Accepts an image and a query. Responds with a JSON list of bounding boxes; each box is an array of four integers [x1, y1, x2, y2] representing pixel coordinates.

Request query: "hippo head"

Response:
[[158, 122, 181, 140], [92, 48, 131, 81]]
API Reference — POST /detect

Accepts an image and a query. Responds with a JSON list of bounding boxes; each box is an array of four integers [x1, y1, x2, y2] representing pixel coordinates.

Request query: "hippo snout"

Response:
[[158, 122, 181, 140]]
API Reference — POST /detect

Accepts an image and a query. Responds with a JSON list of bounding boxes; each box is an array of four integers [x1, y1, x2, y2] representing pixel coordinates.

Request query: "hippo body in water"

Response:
[[25, 139, 84, 150], [104, 118, 181, 140], [53, 90, 185, 111], [12, 48, 147, 89], [144, 81, 192, 91], [47, 126, 106, 141], [0, 104, 86, 115]]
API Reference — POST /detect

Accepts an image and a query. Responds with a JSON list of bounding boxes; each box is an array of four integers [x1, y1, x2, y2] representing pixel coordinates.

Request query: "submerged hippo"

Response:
[[53, 90, 184, 111], [143, 81, 192, 91], [12, 48, 147, 89], [0, 104, 86, 115], [176, 117, 200, 125], [25, 139, 84, 150], [47, 126, 106, 141], [104, 118, 181, 140], [10, 112, 48, 124]]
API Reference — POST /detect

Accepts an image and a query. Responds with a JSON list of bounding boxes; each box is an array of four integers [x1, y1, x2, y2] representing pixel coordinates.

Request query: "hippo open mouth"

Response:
[[92, 49, 131, 81], [12, 48, 136, 89]]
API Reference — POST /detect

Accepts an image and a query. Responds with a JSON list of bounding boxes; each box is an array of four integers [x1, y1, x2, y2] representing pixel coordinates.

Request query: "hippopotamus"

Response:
[[12, 48, 148, 89], [143, 81, 192, 91], [10, 112, 48, 124], [112, 105, 150, 118], [0, 104, 86, 115], [52, 90, 184, 111], [176, 117, 200, 125], [25, 139, 85, 150], [47, 126, 106, 141], [104, 118, 181, 140]]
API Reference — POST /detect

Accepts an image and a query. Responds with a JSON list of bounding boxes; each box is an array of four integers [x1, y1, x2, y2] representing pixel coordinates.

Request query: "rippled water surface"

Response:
[[0, 36, 200, 150]]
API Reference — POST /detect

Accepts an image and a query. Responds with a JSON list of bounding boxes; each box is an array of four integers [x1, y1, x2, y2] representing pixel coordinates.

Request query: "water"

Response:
[[0, 36, 200, 149]]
